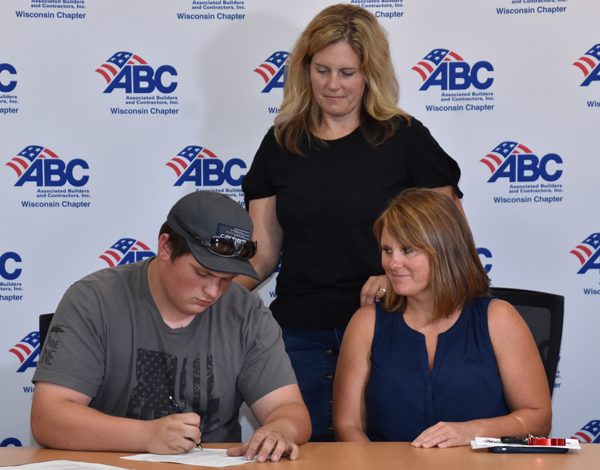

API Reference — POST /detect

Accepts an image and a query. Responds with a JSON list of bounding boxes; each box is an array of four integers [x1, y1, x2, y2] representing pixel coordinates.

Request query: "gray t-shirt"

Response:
[[33, 259, 296, 442]]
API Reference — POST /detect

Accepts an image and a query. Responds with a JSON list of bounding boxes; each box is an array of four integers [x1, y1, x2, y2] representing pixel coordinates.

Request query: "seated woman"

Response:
[[333, 188, 551, 447]]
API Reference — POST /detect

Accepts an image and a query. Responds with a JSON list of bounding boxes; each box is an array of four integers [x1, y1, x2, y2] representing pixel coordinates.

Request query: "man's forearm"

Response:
[[261, 401, 312, 444], [32, 400, 152, 452]]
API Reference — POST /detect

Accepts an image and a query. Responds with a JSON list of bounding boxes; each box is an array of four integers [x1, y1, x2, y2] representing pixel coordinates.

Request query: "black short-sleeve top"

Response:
[[243, 117, 462, 329]]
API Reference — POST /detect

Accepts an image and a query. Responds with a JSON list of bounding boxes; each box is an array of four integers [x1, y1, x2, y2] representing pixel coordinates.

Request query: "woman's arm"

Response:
[[412, 299, 551, 448], [333, 306, 376, 442], [488, 298, 552, 435], [432, 185, 466, 218], [236, 195, 283, 290]]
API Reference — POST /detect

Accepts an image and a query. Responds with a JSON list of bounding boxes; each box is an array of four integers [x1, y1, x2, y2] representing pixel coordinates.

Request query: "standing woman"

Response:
[[241, 4, 463, 441], [333, 188, 551, 445]]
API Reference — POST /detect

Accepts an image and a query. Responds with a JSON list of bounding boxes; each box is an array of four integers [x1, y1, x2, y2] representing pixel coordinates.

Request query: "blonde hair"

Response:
[[373, 188, 489, 321], [275, 3, 410, 155]]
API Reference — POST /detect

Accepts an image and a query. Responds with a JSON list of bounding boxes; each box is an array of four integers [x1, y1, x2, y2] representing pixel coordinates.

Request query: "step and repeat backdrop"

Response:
[[1, 0, 599, 447]]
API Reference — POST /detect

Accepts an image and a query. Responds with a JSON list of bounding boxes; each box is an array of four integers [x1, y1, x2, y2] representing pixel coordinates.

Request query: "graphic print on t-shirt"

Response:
[[38, 324, 65, 367], [127, 349, 175, 419], [127, 349, 220, 429]]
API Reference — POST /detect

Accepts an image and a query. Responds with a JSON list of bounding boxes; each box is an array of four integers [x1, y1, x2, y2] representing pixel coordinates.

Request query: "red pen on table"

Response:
[[501, 436, 567, 446]]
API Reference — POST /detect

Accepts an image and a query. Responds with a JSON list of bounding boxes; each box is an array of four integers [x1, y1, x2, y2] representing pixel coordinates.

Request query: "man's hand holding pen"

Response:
[[144, 411, 202, 454], [169, 396, 204, 451], [141, 395, 204, 455]]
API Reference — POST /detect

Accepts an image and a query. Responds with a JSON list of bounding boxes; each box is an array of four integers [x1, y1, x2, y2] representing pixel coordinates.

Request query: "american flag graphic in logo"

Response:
[[100, 238, 152, 267], [573, 44, 600, 78], [570, 233, 600, 265], [95, 51, 148, 84], [6, 146, 59, 177], [571, 420, 600, 443], [254, 51, 288, 84], [412, 49, 464, 81], [9, 332, 40, 365], [480, 141, 533, 173], [166, 146, 217, 177]]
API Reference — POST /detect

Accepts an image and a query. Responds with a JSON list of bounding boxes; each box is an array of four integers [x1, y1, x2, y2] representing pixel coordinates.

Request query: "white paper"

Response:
[[471, 436, 581, 450], [0, 460, 129, 470], [121, 448, 252, 468]]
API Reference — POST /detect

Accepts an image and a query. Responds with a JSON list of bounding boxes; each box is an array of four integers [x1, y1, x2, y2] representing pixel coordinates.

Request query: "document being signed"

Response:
[[121, 448, 252, 468]]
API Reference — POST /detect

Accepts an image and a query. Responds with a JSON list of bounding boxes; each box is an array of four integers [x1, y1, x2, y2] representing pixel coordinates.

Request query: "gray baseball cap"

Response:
[[166, 191, 259, 280]]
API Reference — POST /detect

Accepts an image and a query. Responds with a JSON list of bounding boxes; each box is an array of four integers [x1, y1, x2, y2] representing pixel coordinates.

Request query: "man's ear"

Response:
[[157, 233, 172, 260]]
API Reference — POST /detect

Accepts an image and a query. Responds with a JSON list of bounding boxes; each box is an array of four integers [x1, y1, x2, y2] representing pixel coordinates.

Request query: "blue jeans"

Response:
[[282, 326, 346, 442]]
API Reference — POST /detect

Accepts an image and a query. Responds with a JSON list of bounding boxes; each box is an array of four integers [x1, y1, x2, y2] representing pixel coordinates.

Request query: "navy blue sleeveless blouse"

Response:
[[365, 297, 509, 441]]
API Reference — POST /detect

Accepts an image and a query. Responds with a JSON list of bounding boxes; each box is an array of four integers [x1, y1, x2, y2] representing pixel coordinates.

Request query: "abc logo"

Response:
[[421, 61, 494, 91], [0, 437, 22, 447], [262, 68, 285, 93], [118, 251, 154, 265], [578, 253, 600, 274], [477, 247, 492, 274], [488, 154, 562, 183], [16, 159, 89, 187], [105, 65, 177, 94], [0, 63, 17, 93], [175, 158, 247, 187], [582, 69, 600, 86], [0, 252, 22, 281]]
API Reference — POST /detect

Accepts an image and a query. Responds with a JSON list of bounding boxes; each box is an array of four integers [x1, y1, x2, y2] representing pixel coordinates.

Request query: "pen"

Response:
[[500, 436, 528, 445], [169, 395, 203, 451]]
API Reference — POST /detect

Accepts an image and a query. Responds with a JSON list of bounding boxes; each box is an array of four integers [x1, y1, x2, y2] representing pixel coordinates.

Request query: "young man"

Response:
[[31, 191, 311, 462]]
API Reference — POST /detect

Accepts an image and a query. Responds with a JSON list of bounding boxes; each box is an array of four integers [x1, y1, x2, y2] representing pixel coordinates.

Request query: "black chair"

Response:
[[39, 313, 54, 349], [490, 287, 564, 396]]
